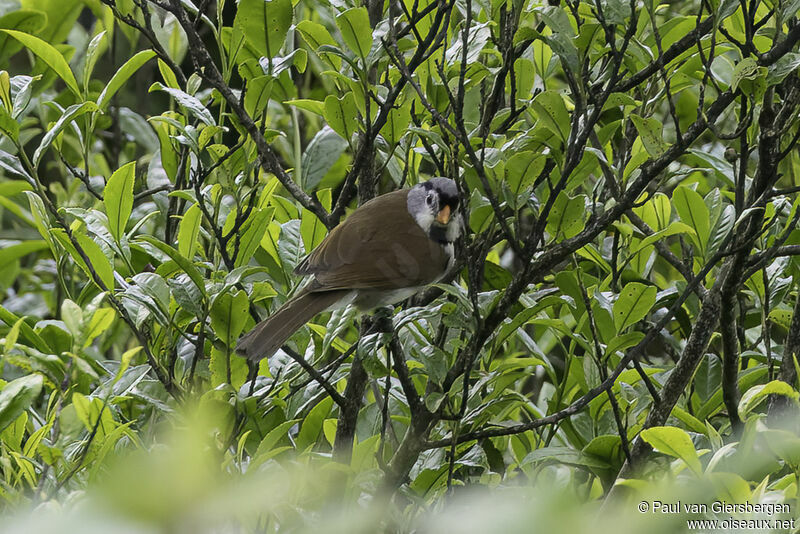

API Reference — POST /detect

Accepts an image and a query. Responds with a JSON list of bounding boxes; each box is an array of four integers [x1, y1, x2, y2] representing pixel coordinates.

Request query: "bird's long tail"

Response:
[[235, 290, 349, 361]]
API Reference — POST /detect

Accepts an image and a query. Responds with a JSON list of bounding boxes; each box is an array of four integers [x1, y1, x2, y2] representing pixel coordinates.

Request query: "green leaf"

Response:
[[235, 207, 274, 268], [151, 117, 179, 182], [97, 50, 156, 110], [380, 102, 411, 145], [335, 8, 372, 59], [0, 71, 10, 115], [300, 208, 326, 253], [301, 126, 347, 190], [767, 53, 800, 85], [505, 152, 546, 195], [131, 272, 171, 315], [640, 426, 702, 475], [0, 306, 51, 354], [209, 345, 249, 389], [20, 0, 82, 43], [630, 221, 694, 254], [0, 241, 48, 265], [613, 282, 656, 331], [177, 203, 202, 260], [694, 354, 721, 402], [82, 30, 107, 93], [739, 381, 800, 417], [3, 317, 23, 354], [210, 289, 249, 347], [103, 161, 136, 242], [0, 11, 47, 58], [295, 20, 340, 68], [296, 396, 333, 450], [538, 6, 575, 36], [707, 204, 734, 256], [731, 57, 759, 92], [253, 419, 298, 462], [514, 57, 535, 100], [295, 20, 337, 50], [768, 309, 793, 331], [672, 186, 710, 255], [604, 331, 645, 358], [74, 233, 114, 290], [234, 0, 293, 60], [522, 446, 610, 469], [545, 192, 585, 239], [630, 114, 669, 157], [531, 90, 570, 142], [697, 367, 767, 421], [71, 392, 115, 439], [0, 29, 79, 96], [0, 106, 18, 142], [244, 75, 273, 117], [51, 228, 115, 290], [284, 98, 325, 115], [149, 82, 216, 126], [547, 32, 581, 74], [32, 101, 99, 166], [0, 374, 42, 433], [351, 434, 380, 471], [157, 58, 180, 89], [84, 308, 115, 347], [323, 92, 359, 140], [537, 7, 579, 73], [137, 235, 206, 295], [632, 192, 671, 231], [671, 406, 706, 434]]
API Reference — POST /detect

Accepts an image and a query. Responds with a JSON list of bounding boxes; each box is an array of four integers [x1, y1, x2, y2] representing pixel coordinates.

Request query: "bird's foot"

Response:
[[371, 306, 394, 333]]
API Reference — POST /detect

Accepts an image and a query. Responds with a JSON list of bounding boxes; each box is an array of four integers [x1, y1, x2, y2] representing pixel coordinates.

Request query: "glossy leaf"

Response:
[[103, 162, 136, 242], [640, 426, 702, 475], [613, 282, 656, 331], [335, 8, 372, 59], [97, 50, 157, 110], [234, 0, 293, 60], [32, 101, 99, 166], [672, 186, 710, 254], [0, 29, 79, 95], [0, 374, 42, 433]]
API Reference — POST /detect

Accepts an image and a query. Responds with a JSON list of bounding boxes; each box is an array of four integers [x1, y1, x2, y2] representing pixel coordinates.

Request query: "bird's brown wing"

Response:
[[294, 190, 449, 290]]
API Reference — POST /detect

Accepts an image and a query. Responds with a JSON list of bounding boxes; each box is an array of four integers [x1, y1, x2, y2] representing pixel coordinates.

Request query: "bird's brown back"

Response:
[[294, 190, 449, 290]]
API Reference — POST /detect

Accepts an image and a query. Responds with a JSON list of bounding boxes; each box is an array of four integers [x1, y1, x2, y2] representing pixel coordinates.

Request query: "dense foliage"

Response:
[[2, 0, 800, 531]]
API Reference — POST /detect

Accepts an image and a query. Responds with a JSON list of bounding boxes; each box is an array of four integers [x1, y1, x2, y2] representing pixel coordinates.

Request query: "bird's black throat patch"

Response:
[[429, 224, 452, 245]]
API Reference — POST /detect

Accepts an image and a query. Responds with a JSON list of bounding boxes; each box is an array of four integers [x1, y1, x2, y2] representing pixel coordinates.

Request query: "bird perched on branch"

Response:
[[236, 177, 462, 362]]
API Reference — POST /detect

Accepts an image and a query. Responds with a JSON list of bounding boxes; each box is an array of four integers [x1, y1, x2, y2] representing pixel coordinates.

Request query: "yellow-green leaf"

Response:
[[0, 29, 79, 95], [104, 161, 136, 242], [177, 203, 202, 260], [335, 7, 372, 59], [640, 426, 702, 475], [613, 282, 656, 331]]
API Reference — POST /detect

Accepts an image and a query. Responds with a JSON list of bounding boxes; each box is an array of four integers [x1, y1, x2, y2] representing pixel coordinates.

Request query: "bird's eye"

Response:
[[426, 194, 435, 206]]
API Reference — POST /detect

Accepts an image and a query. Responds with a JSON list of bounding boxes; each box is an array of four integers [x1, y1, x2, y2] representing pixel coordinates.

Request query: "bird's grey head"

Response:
[[407, 178, 461, 244]]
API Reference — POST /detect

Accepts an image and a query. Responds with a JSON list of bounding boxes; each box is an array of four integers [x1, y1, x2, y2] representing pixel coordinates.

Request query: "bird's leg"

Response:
[[371, 306, 394, 333]]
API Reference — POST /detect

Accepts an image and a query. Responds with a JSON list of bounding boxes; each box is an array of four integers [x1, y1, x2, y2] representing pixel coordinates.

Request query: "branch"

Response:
[[759, 23, 800, 67], [426, 240, 735, 449], [281, 346, 347, 408], [612, 17, 714, 93], [388, 334, 425, 416], [163, 0, 329, 226]]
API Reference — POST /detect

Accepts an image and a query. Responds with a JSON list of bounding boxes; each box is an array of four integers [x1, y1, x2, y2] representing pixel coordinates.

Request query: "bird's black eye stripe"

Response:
[[439, 193, 459, 208]]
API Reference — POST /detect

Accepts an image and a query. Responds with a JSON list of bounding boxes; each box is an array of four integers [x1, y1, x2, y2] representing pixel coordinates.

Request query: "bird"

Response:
[[235, 177, 462, 362]]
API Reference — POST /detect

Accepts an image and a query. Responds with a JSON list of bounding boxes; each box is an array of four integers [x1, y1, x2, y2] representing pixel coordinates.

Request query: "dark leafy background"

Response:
[[1, 0, 800, 531]]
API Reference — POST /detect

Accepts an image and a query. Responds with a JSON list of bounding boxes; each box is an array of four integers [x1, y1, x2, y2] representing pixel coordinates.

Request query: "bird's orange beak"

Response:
[[436, 205, 451, 225]]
